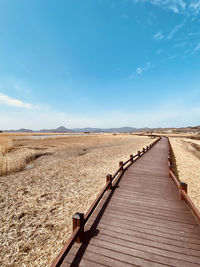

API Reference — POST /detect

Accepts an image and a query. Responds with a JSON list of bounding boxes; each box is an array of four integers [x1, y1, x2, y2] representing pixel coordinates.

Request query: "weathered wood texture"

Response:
[[61, 137, 200, 267]]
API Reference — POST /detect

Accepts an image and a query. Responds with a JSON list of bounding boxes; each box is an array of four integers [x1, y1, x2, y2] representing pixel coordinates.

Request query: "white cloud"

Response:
[[133, 0, 186, 14], [189, 1, 200, 14], [153, 31, 164, 40], [169, 5, 179, 13], [136, 67, 143, 75], [167, 22, 185, 39], [133, 0, 200, 15], [135, 62, 154, 75], [0, 93, 33, 108], [154, 22, 184, 42], [192, 43, 200, 54]]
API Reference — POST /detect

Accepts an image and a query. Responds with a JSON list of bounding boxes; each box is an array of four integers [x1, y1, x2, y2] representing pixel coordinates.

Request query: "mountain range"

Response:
[[1, 125, 200, 133]]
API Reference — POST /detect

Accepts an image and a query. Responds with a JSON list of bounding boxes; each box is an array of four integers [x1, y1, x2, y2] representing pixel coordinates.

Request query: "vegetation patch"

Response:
[[0, 134, 153, 267]]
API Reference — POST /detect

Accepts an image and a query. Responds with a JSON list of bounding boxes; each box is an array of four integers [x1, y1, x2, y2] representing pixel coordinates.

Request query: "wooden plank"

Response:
[[70, 239, 200, 267], [85, 221, 200, 250], [63, 243, 170, 267], [89, 233, 200, 264], [103, 207, 199, 229], [62, 249, 138, 267], [87, 219, 200, 244]]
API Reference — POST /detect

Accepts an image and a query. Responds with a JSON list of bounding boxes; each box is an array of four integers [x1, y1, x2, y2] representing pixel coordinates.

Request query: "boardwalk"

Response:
[[61, 137, 200, 267]]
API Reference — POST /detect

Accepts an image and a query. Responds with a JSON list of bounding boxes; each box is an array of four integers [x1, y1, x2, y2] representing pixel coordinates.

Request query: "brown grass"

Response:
[[0, 136, 14, 175], [0, 135, 49, 176], [0, 134, 153, 267], [169, 137, 200, 212], [0, 136, 13, 154]]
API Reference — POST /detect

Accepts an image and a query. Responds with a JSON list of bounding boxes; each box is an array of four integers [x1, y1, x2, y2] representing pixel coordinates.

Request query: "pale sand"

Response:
[[0, 134, 153, 267], [170, 137, 200, 212]]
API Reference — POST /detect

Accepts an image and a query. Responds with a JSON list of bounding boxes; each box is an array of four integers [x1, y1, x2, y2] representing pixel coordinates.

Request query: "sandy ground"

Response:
[[169, 137, 200, 212], [0, 134, 153, 267]]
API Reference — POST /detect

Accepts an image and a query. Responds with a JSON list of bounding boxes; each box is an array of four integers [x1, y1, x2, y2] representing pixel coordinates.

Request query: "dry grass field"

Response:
[[170, 137, 200, 212], [0, 133, 153, 267], [0, 134, 50, 176], [0, 136, 13, 155]]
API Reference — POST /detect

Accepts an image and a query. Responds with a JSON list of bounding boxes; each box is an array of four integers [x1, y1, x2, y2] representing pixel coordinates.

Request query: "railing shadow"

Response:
[[69, 176, 123, 266]]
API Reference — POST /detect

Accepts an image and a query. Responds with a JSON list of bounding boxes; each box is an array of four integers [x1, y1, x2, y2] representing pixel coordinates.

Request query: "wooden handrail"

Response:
[[169, 169, 180, 189], [168, 138, 200, 224], [181, 191, 200, 222], [50, 136, 161, 267], [123, 154, 138, 166]]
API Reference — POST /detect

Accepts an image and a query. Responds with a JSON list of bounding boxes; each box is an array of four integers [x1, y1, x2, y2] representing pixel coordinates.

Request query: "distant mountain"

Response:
[[3, 128, 34, 133], [2, 126, 138, 133], [72, 127, 138, 133], [38, 126, 75, 133], [1, 125, 200, 134]]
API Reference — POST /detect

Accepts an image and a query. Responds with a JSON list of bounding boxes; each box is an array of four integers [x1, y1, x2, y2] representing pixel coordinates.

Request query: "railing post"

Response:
[[72, 212, 84, 243], [130, 154, 133, 163], [119, 161, 124, 173], [168, 155, 171, 165], [168, 161, 172, 169], [106, 174, 112, 189], [146, 145, 148, 150], [180, 182, 187, 200], [143, 148, 145, 153], [138, 150, 141, 157]]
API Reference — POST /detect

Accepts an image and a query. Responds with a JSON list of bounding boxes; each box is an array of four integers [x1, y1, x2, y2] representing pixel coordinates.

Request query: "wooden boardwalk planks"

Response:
[[61, 137, 200, 267]]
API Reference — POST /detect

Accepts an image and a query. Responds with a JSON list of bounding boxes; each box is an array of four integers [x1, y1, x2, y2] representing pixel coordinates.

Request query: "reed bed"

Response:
[[0, 136, 13, 155], [0, 134, 153, 267], [0, 135, 50, 176], [170, 137, 200, 212]]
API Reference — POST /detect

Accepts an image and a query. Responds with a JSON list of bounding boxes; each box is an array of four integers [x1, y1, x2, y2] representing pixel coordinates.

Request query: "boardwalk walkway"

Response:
[[61, 137, 200, 267]]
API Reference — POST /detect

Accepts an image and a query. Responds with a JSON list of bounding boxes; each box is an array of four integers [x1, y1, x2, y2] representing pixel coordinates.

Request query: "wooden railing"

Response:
[[168, 138, 200, 224], [50, 136, 161, 267]]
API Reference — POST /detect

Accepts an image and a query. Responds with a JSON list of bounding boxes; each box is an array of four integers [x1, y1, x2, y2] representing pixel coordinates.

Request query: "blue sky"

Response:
[[0, 0, 200, 129]]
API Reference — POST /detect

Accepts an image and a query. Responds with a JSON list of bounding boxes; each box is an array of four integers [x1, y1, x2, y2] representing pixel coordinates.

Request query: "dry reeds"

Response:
[[170, 137, 200, 212], [0, 136, 13, 155], [0, 134, 153, 267], [0, 150, 49, 176], [0, 136, 14, 175], [0, 135, 49, 176]]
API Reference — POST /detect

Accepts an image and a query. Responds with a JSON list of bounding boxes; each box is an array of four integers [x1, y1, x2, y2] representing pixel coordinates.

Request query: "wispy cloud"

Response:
[[133, 0, 200, 16], [167, 22, 185, 39], [0, 93, 33, 108], [185, 31, 200, 39], [192, 43, 200, 54], [189, 1, 200, 14], [153, 31, 164, 40], [121, 13, 129, 19], [136, 67, 143, 75], [133, 0, 186, 14], [130, 62, 154, 78], [154, 22, 184, 42]]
